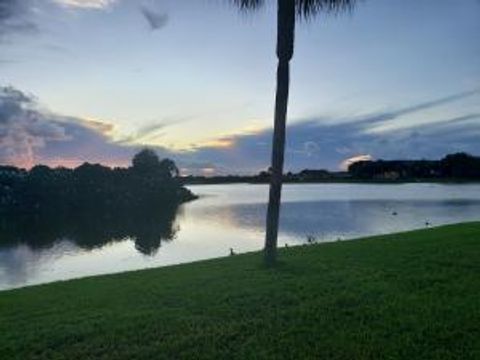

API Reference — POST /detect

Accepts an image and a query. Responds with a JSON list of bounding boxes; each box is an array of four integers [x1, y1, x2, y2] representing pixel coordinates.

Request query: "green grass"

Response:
[[1, 223, 479, 360]]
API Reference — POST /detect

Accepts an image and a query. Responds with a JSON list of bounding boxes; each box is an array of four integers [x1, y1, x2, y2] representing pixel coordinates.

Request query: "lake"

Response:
[[1, 183, 479, 291]]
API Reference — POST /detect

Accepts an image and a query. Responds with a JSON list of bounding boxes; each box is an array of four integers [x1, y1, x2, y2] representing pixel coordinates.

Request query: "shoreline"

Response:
[[1, 222, 478, 292]]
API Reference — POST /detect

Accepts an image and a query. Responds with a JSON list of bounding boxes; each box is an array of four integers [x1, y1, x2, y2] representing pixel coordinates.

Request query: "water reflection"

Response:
[[1, 183, 480, 291], [0, 205, 180, 256], [191, 199, 480, 243]]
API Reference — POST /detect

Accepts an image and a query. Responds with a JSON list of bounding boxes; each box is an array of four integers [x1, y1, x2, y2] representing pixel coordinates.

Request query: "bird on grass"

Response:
[[307, 235, 316, 244]]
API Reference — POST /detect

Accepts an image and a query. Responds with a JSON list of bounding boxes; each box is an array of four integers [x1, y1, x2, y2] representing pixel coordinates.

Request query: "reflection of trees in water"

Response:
[[0, 205, 181, 256]]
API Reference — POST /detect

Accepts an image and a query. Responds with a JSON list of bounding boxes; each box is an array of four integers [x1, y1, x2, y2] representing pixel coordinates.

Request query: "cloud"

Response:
[[0, 86, 69, 168], [382, 89, 480, 121], [0, 0, 37, 40], [36, 118, 138, 168], [0, 85, 188, 170], [140, 6, 169, 31], [0, 85, 187, 170], [1, 85, 479, 174], [52, 0, 118, 9], [341, 89, 479, 135], [340, 154, 373, 171], [183, 89, 480, 173], [0, 86, 128, 168], [116, 118, 187, 145], [1, 0, 118, 41]]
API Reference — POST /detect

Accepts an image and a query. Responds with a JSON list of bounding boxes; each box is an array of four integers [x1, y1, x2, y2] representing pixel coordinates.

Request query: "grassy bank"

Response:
[[1, 223, 479, 359]]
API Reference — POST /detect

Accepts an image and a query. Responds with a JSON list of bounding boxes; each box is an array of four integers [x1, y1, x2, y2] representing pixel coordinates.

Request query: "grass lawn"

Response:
[[1, 222, 479, 359]]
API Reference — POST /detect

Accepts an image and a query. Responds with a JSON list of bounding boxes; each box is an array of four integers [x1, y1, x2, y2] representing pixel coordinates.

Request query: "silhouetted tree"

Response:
[[159, 158, 179, 178], [132, 149, 162, 175], [132, 149, 180, 179], [233, 0, 356, 265], [0, 150, 195, 215], [441, 153, 480, 179], [0, 151, 195, 255]]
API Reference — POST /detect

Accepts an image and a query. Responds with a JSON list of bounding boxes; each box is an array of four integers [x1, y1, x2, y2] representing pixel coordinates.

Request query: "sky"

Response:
[[1, 0, 479, 174]]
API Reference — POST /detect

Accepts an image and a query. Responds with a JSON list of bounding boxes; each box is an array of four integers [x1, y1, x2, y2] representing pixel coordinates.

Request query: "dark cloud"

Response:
[[0, 85, 201, 170], [185, 117, 480, 173], [36, 119, 138, 168], [0, 85, 190, 169], [0, 0, 37, 40], [0, 86, 68, 167], [184, 90, 480, 173], [140, 6, 169, 31]]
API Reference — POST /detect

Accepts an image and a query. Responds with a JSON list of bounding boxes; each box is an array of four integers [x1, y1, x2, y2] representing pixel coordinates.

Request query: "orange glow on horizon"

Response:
[[16, 157, 131, 170]]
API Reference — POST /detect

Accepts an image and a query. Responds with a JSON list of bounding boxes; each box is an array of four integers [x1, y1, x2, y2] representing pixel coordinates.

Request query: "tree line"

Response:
[[182, 153, 480, 184], [348, 153, 480, 181], [0, 149, 196, 215]]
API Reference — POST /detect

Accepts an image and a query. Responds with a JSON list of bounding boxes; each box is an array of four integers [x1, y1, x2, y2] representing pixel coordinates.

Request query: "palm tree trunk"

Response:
[[264, 0, 295, 266]]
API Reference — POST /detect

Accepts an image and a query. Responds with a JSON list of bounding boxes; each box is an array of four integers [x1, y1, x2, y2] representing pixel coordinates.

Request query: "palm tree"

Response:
[[233, 0, 356, 266]]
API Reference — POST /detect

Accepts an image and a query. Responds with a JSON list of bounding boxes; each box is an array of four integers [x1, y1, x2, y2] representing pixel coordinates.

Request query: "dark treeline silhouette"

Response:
[[182, 170, 350, 185], [0, 149, 196, 255], [0, 149, 196, 215], [182, 153, 480, 185], [349, 153, 480, 181]]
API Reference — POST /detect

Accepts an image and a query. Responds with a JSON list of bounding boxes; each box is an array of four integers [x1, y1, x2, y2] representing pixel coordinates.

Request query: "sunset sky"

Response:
[[1, 0, 479, 174]]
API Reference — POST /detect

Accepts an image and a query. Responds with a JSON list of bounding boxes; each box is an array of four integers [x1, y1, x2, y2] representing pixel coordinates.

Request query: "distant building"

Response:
[[348, 153, 480, 180]]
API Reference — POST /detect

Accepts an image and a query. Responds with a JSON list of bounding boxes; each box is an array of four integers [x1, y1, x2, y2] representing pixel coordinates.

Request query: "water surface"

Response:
[[1, 183, 479, 290]]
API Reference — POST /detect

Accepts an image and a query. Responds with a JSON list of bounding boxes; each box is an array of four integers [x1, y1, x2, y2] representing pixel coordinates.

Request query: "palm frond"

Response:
[[232, 0, 264, 10], [232, 0, 356, 18], [296, 0, 356, 18]]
